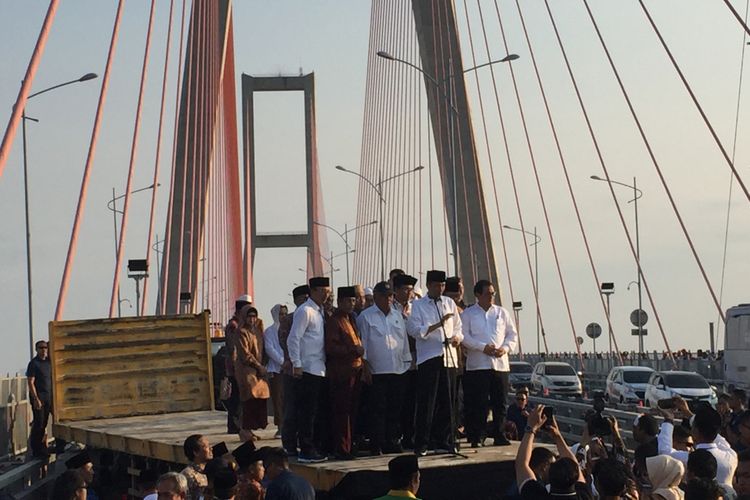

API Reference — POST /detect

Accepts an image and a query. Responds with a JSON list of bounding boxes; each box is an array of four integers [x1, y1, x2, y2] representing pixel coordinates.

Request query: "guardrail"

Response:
[[0, 375, 31, 460]]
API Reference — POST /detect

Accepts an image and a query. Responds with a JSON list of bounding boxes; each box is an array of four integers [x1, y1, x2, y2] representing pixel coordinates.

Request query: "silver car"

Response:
[[509, 361, 533, 389], [605, 366, 653, 404], [531, 362, 582, 397]]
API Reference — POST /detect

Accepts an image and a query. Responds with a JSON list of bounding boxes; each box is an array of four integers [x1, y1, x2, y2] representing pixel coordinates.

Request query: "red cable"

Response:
[[160, 0, 188, 315], [490, 0, 587, 366], [55, 0, 125, 320], [544, 0, 675, 367], [464, 0, 517, 315], [513, 0, 620, 361], [0, 0, 60, 179], [638, 0, 750, 206], [583, 0, 726, 326], [142, 0, 176, 315]]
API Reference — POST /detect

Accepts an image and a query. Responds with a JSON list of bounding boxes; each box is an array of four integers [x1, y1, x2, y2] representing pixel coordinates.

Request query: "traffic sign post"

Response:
[[630, 308, 648, 362], [586, 322, 602, 357]]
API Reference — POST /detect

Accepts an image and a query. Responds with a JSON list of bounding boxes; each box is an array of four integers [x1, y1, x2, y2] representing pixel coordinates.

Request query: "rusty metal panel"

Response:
[[49, 312, 213, 423]]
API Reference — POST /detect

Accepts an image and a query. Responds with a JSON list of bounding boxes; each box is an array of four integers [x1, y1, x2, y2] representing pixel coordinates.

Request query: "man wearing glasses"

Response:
[[507, 388, 533, 440]]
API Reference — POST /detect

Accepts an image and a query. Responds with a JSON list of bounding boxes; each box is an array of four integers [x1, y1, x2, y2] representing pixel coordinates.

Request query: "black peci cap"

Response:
[[444, 276, 462, 293], [292, 285, 311, 298], [337, 286, 357, 298], [425, 270, 447, 283], [309, 276, 331, 288], [393, 274, 418, 288]]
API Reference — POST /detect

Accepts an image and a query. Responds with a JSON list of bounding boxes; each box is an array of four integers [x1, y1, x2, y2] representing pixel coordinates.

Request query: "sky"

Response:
[[1, 1, 749, 374]]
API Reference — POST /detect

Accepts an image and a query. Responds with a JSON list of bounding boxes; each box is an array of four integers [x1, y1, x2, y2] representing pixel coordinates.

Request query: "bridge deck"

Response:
[[54, 410, 527, 498]]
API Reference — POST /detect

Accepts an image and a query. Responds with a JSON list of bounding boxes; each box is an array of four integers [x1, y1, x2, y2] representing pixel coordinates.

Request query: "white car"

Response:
[[605, 366, 654, 404], [644, 371, 718, 408], [531, 362, 582, 397]]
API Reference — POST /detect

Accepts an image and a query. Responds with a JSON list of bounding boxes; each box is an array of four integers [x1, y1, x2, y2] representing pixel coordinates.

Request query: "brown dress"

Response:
[[235, 321, 270, 431]]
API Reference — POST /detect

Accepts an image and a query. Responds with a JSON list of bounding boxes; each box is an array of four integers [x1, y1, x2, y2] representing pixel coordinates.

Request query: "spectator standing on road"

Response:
[[235, 306, 270, 442], [26, 339, 52, 458], [233, 441, 265, 500], [264, 304, 287, 439], [658, 398, 737, 491]]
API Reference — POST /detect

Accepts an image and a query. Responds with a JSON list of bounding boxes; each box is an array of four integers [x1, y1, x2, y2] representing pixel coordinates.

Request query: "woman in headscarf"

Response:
[[234, 305, 270, 442], [264, 303, 287, 438], [644, 455, 685, 500]]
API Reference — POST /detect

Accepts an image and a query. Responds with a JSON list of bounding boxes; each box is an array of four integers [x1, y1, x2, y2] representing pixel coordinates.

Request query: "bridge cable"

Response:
[[582, 0, 727, 327], [160, 0, 188, 314], [513, 0, 620, 363], [543, 0, 676, 367], [637, 0, 750, 206], [142, 0, 177, 314], [55, 0, 126, 320], [458, 0, 520, 348], [717, 0, 750, 346]]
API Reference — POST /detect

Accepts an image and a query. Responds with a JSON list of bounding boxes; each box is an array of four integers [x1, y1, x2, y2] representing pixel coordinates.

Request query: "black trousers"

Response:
[[369, 373, 407, 450], [463, 369, 509, 443], [29, 400, 51, 457], [225, 376, 240, 433], [415, 356, 455, 449], [400, 369, 418, 446], [294, 373, 324, 454], [281, 374, 299, 451]]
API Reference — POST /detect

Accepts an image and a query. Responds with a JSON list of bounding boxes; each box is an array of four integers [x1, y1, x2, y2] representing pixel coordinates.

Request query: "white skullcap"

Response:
[[236, 294, 253, 303], [364, 287, 373, 296]]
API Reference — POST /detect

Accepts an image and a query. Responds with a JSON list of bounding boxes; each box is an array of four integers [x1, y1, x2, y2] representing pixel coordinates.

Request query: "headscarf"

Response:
[[646, 455, 684, 500], [237, 304, 261, 333], [264, 304, 282, 338]]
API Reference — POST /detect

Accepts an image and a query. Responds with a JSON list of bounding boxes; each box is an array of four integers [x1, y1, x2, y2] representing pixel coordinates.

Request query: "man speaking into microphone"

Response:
[[406, 270, 463, 456]]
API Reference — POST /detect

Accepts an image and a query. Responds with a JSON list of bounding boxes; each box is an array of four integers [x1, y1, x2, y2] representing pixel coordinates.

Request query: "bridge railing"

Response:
[[0, 374, 31, 460]]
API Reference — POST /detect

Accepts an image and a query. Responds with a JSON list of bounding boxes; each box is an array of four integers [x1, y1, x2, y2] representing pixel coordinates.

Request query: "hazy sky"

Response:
[[1, 1, 748, 374]]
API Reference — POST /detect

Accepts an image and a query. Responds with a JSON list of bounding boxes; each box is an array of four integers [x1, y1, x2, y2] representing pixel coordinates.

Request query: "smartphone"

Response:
[[658, 398, 675, 409], [542, 406, 555, 426]]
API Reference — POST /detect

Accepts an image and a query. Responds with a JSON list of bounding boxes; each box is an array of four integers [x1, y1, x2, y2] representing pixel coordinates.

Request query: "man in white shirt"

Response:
[[461, 279, 518, 447], [357, 281, 411, 454], [406, 270, 463, 456], [287, 276, 331, 463], [658, 398, 737, 490], [393, 273, 419, 449]]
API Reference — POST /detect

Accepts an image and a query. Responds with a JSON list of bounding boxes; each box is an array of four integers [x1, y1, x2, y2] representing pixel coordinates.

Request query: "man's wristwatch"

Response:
[[524, 425, 536, 435]]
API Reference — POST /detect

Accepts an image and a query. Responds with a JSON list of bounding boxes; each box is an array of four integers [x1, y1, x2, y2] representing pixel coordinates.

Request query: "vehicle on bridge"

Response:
[[644, 370, 717, 408], [605, 366, 654, 405], [530, 361, 582, 397], [509, 361, 533, 389], [724, 303, 750, 391]]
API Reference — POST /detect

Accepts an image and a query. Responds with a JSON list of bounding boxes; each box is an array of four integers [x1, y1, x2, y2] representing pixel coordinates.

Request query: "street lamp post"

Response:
[[377, 51, 518, 276], [313, 219, 377, 284], [503, 224, 541, 354], [335, 165, 423, 280], [19, 72, 98, 357], [591, 175, 644, 356], [600, 282, 615, 365], [107, 183, 158, 316]]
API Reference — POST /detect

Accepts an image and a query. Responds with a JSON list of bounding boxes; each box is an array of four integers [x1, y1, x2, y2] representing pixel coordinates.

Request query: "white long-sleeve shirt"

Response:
[[657, 421, 737, 489], [263, 323, 285, 374], [356, 304, 411, 375], [287, 298, 326, 376], [461, 303, 518, 372], [406, 295, 463, 367]]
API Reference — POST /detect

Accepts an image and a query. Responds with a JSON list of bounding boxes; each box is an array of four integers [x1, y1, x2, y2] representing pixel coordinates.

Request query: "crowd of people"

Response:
[[220, 268, 518, 463], [512, 388, 750, 499]]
